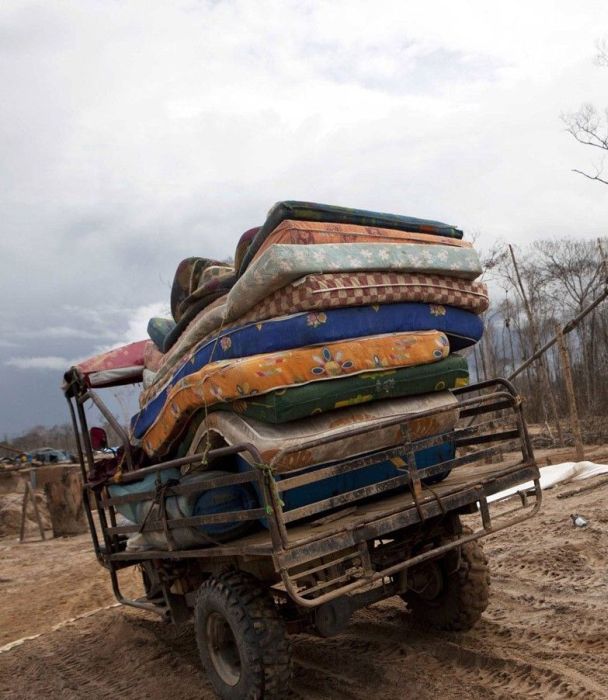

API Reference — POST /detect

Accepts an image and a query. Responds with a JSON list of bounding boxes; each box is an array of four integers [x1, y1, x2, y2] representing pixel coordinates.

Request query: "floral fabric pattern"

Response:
[[191, 391, 459, 473], [232, 354, 469, 424], [170, 257, 232, 322], [232, 271, 490, 325], [131, 303, 482, 439], [139, 269, 487, 404], [139, 331, 450, 456], [226, 243, 482, 322], [140, 299, 228, 404], [237, 200, 463, 275], [253, 219, 471, 264]]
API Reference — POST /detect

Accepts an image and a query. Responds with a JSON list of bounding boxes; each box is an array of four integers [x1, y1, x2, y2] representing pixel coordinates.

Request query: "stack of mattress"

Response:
[[124, 202, 488, 542]]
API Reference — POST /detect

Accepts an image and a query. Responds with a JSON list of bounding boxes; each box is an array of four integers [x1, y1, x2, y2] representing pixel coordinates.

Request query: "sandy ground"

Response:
[[2, 466, 608, 698]]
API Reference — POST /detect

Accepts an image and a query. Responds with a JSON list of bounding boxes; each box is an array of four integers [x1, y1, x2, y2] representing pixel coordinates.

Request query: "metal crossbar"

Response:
[[64, 373, 540, 612]]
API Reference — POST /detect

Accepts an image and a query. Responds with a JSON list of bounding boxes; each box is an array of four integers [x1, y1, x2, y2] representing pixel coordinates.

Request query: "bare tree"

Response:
[[562, 40, 608, 184], [481, 236, 608, 445]]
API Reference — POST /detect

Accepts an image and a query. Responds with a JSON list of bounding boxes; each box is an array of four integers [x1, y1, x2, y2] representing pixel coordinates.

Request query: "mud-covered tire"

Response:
[[403, 530, 490, 632], [194, 571, 293, 700], [140, 562, 163, 601]]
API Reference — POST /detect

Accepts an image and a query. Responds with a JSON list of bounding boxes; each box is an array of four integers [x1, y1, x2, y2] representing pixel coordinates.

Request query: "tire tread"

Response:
[[195, 571, 293, 699], [405, 528, 490, 632]]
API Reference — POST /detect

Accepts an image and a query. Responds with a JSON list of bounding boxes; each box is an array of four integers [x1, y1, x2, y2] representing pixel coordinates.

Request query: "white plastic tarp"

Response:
[[489, 461, 608, 502]]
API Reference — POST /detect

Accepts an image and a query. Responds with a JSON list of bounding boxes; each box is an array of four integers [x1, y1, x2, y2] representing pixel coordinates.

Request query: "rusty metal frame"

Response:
[[277, 477, 541, 607], [64, 372, 540, 613]]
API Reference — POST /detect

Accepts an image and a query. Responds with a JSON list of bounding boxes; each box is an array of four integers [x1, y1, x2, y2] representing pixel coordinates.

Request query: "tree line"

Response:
[[471, 237, 608, 442], [1, 420, 125, 459]]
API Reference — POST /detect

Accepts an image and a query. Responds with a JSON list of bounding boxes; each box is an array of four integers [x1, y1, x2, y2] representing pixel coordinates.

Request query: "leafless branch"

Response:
[[572, 168, 608, 185]]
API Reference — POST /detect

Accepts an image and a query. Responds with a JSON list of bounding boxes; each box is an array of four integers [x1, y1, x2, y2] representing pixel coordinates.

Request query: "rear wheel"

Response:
[[195, 571, 293, 699], [140, 561, 163, 602], [402, 528, 490, 631]]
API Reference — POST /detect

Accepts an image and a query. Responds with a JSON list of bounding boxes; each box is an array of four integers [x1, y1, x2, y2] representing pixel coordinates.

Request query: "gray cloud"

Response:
[[5, 356, 71, 370], [1, 0, 608, 435]]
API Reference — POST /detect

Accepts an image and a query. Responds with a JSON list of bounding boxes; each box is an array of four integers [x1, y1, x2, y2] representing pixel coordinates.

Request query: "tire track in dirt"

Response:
[[0, 612, 213, 700], [346, 603, 606, 700], [2, 476, 608, 698], [5, 594, 602, 700]]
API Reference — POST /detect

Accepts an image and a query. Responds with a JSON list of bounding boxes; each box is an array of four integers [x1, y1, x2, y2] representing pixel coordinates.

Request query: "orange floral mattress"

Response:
[[140, 330, 450, 456], [253, 219, 472, 262]]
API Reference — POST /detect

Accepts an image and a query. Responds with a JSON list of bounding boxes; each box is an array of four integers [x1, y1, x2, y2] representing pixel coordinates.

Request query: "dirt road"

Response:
[[2, 474, 608, 699]]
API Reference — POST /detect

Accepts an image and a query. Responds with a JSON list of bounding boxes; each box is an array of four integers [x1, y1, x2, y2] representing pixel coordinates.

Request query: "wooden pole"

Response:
[[29, 478, 46, 541], [479, 335, 489, 381], [41, 465, 87, 537], [555, 325, 585, 461], [472, 344, 482, 382], [18, 486, 29, 542], [18, 472, 46, 542], [509, 285, 608, 380], [508, 245, 564, 445]]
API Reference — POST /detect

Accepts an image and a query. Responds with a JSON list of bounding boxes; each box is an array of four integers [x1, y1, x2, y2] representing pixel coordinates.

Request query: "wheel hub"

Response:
[[206, 612, 241, 687], [408, 562, 444, 601]]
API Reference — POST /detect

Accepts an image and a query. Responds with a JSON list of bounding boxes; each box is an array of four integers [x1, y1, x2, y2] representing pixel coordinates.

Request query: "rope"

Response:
[[138, 474, 180, 550], [423, 485, 448, 516], [253, 462, 284, 515]]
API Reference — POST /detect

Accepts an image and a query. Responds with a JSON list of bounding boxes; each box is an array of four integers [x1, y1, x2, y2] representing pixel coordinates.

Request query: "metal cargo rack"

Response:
[[64, 372, 541, 614]]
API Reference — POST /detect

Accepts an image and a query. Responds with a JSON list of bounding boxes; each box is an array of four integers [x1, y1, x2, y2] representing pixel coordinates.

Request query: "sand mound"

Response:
[[0, 492, 50, 538], [0, 470, 23, 495]]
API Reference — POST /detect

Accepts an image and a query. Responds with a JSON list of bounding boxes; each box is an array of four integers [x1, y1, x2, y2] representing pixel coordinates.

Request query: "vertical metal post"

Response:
[[76, 398, 115, 557], [66, 393, 102, 559], [66, 396, 87, 481]]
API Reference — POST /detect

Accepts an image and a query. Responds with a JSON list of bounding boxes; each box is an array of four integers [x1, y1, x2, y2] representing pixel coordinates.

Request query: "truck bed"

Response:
[[110, 457, 538, 565]]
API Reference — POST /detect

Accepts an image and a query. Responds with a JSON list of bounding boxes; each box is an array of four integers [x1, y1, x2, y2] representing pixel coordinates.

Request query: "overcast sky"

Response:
[[1, 0, 608, 436]]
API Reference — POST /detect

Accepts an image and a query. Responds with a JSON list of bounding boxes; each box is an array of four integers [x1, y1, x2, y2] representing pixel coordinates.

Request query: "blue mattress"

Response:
[[237, 441, 454, 521], [108, 442, 454, 547], [131, 302, 481, 439], [108, 468, 259, 542]]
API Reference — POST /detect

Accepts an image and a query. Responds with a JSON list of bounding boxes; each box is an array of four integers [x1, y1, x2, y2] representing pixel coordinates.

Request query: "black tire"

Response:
[[195, 571, 293, 700], [140, 562, 163, 601], [422, 468, 451, 486], [403, 529, 490, 631]]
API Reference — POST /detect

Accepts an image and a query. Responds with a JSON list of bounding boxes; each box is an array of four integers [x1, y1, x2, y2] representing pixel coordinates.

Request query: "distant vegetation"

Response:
[[2, 420, 126, 458], [476, 237, 608, 440]]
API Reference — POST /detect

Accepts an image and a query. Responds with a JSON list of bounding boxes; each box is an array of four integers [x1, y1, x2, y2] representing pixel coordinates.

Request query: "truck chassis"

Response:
[[63, 373, 541, 699]]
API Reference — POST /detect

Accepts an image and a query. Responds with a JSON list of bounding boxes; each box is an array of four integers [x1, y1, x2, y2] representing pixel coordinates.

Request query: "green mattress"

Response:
[[230, 354, 469, 423]]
